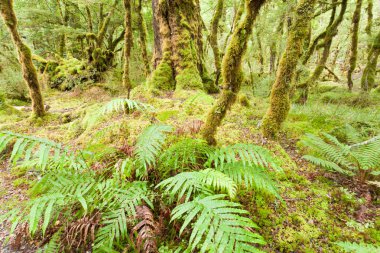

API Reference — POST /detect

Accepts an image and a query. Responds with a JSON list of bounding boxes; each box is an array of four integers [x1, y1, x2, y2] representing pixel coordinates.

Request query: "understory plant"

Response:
[[301, 128, 380, 185], [0, 107, 283, 252]]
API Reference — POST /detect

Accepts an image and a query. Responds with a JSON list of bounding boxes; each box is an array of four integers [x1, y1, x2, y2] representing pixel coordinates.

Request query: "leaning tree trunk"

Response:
[[0, 0, 45, 117], [209, 0, 224, 86], [361, 31, 380, 91], [123, 0, 133, 98], [296, 0, 347, 104], [261, 0, 316, 139], [149, 0, 207, 92], [202, 0, 266, 145], [347, 0, 363, 91]]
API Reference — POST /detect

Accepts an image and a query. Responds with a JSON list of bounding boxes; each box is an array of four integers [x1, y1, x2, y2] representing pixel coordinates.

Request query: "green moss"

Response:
[[175, 67, 203, 90], [149, 53, 175, 92], [157, 110, 179, 122]]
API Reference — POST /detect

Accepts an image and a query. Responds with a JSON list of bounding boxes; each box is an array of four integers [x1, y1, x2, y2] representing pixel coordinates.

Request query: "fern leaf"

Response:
[[134, 124, 172, 178], [336, 241, 380, 253], [171, 195, 266, 253], [102, 98, 155, 115], [302, 155, 354, 176], [158, 169, 237, 200]]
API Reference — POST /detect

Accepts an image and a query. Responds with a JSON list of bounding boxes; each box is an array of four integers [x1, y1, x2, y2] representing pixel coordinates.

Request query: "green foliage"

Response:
[[134, 124, 173, 178], [158, 138, 212, 177], [0, 131, 86, 171], [171, 195, 266, 253], [336, 241, 380, 253], [101, 98, 155, 115], [301, 131, 380, 182]]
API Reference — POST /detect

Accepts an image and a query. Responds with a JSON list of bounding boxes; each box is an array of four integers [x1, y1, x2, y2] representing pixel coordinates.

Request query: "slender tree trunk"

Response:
[[261, 0, 316, 139], [202, 0, 266, 145], [347, 0, 363, 91], [0, 0, 45, 117], [123, 0, 133, 98], [361, 31, 380, 91], [85, 6, 93, 32], [152, 0, 162, 69], [296, 0, 347, 104], [365, 0, 372, 36], [57, 0, 68, 57], [256, 32, 264, 75], [209, 0, 223, 86], [137, 0, 151, 76]]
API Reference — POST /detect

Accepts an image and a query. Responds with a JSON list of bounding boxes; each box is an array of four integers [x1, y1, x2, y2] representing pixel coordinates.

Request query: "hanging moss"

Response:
[[262, 0, 317, 139]]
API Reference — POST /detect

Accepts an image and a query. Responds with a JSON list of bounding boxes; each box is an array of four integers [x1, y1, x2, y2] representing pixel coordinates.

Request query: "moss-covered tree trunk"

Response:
[[209, 0, 223, 86], [57, 0, 68, 57], [137, 0, 150, 76], [261, 0, 316, 139], [0, 0, 45, 117], [123, 0, 133, 98], [149, 0, 213, 92], [296, 0, 347, 104], [202, 0, 266, 145], [361, 31, 380, 91], [347, 0, 363, 91]]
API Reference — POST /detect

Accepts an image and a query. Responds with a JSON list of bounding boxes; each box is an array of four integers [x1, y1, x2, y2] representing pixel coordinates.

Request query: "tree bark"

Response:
[[149, 0, 208, 92], [296, 0, 347, 104], [123, 0, 133, 98], [347, 0, 363, 91], [261, 0, 317, 139], [361, 31, 380, 91], [202, 0, 266, 145], [209, 0, 224, 86], [137, 0, 151, 76], [0, 0, 45, 117]]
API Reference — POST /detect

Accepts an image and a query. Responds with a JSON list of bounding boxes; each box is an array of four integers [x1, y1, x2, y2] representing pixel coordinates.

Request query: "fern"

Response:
[[0, 131, 87, 171], [41, 230, 62, 253], [336, 241, 380, 253], [171, 195, 266, 253], [158, 138, 212, 177], [302, 132, 380, 183], [102, 98, 155, 115], [134, 124, 172, 178], [219, 161, 280, 197], [205, 143, 281, 171], [158, 169, 237, 201]]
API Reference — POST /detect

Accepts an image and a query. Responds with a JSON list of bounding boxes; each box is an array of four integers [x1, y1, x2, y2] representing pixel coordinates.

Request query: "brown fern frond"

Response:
[[62, 212, 101, 250], [131, 206, 158, 253]]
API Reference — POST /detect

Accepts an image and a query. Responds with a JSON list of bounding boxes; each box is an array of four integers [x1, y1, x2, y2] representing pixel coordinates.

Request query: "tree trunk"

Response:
[[361, 31, 380, 91], [296, 0, 347, 104], [137, 0, 151, 76], [209, 0, 223, 86], [149, 0, 207, 92], [123, 0, 133, 98], [152, 0, 162, 69], [0, 0, 45, 117], [261, 0, 316, 139], [347, 0, 363, 91], [202, 0, 266, 145]]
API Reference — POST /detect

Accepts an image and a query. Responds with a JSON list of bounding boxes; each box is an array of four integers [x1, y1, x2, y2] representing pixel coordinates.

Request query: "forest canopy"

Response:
[[0, 0, 379, 252]]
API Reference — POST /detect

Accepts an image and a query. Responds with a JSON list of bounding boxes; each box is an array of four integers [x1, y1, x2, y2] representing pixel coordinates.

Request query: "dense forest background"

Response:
[[0, 0, 379, 252]]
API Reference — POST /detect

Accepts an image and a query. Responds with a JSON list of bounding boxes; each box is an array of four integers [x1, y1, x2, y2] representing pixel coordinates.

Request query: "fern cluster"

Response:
[[301, 131, 380, 184], [1, 127, 281, 252], [336, 241, 380, 253], [102, 98, 155, 115]]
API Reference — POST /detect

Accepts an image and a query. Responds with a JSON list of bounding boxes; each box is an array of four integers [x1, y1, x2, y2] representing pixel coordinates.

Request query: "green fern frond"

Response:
[[205, 143, 281, 171], [42, 230, 62, 253], [336, 241, 380, 253], [102, 98, 155, 115], [0, 131, 86, 171], [158, 138, 212, 177], [219, 162, 280, 197], [302, 155, 354, 176], [134, 124, 172, 178], [171, 195, 266, 253], [158, 169, 237, 200]]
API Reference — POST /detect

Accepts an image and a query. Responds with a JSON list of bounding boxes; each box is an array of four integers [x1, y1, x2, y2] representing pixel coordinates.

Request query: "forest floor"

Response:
[[0, 79, 379, 252]]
